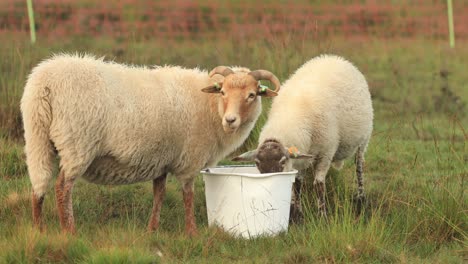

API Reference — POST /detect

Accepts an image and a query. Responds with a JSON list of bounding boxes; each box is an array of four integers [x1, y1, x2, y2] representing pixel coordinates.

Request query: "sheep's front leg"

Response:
[[55, 170, 76, 234], [313, 179, 326, 217], [148, 174, 167, 232], [182, 178, 197, 236], [313, 157, 331, 218], [290, 177, 304, 224]]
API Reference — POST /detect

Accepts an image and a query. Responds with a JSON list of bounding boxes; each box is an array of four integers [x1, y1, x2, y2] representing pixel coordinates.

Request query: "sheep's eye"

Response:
[[220, 90, 225, 96], [248, 93, 256, 99]]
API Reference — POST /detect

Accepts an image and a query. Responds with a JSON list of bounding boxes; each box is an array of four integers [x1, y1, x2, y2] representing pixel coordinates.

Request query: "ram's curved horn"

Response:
[[232, 150, 257, 162], [209, 66, 234, 77], [248, 70, 281, 93]]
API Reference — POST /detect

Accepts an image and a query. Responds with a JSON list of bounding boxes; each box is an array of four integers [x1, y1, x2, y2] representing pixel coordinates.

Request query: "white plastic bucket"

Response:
[[201, 166, 297, 238]]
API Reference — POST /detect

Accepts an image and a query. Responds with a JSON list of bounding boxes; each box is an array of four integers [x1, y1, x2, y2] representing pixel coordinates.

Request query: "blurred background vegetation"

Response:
[[0, 1, 466, 263]]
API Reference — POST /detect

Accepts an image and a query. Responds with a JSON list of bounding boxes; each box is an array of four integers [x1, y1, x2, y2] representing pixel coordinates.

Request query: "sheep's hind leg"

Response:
[[55, 170, 66, 230], [182, 178, 197, 236], [32, 191, 45, 231], [55, 170, 77, 234], [148, 174, 167, 232], [354, 147, 366, 212]]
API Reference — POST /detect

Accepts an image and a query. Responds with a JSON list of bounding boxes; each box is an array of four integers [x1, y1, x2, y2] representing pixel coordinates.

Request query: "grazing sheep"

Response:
[[21, 54, 280, 235], [234, 54, 373, 220]]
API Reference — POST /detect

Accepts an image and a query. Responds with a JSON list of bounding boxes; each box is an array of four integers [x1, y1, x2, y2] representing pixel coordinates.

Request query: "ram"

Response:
[[234, 54, 373, 220], [21, 54, 280, 235]]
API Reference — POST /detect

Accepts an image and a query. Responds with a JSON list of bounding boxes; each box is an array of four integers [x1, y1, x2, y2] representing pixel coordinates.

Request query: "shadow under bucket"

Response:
[[201, 166, 297, 238]]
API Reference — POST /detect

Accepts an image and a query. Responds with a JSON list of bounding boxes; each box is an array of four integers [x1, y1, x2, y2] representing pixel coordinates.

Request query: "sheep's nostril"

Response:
[[225, 116, 237, 124]]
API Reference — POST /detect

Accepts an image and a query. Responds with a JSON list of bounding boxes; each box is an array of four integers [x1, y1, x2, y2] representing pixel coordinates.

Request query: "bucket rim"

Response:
[[200, 165, 298, 178]]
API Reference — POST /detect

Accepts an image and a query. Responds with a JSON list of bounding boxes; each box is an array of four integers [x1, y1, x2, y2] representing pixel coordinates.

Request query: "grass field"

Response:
[[0, 35, 467, 263]]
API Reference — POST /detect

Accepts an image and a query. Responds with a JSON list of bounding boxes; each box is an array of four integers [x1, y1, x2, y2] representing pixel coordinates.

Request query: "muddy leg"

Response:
[[148, 174, 167, 232], [55, 170, 66, 230], [55, 170, 76, 234], [63, 178, 76, 233], [354, 147, 366, 212], [355, 147, 365, 199], [290, 178, 304, 224], [313, 179, 327, 218], [182, 179, 197, 236], [32, 191, 45, 231], [313, 157, 331, 218]]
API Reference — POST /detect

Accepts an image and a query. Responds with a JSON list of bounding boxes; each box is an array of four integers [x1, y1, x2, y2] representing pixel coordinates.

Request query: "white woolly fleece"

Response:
[[21, 54, 261, 196], [259, 54, 373, 171]]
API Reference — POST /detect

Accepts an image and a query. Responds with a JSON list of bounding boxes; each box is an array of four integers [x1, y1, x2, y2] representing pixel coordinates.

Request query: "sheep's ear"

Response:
[[232, 150, 257, 162], [258, 89, 278, 97], [257, 83, 278, 97], [201, 82, 223, 93], [287, 146, 313, 159]]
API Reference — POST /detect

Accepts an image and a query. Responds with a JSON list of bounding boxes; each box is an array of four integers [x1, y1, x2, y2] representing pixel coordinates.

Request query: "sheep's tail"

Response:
[[21, 83, 56, 198]]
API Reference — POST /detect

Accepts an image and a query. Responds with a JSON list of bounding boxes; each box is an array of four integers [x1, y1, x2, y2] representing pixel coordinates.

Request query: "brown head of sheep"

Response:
[[232, 138, 313, 173], [201, 66, 280, 133]]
